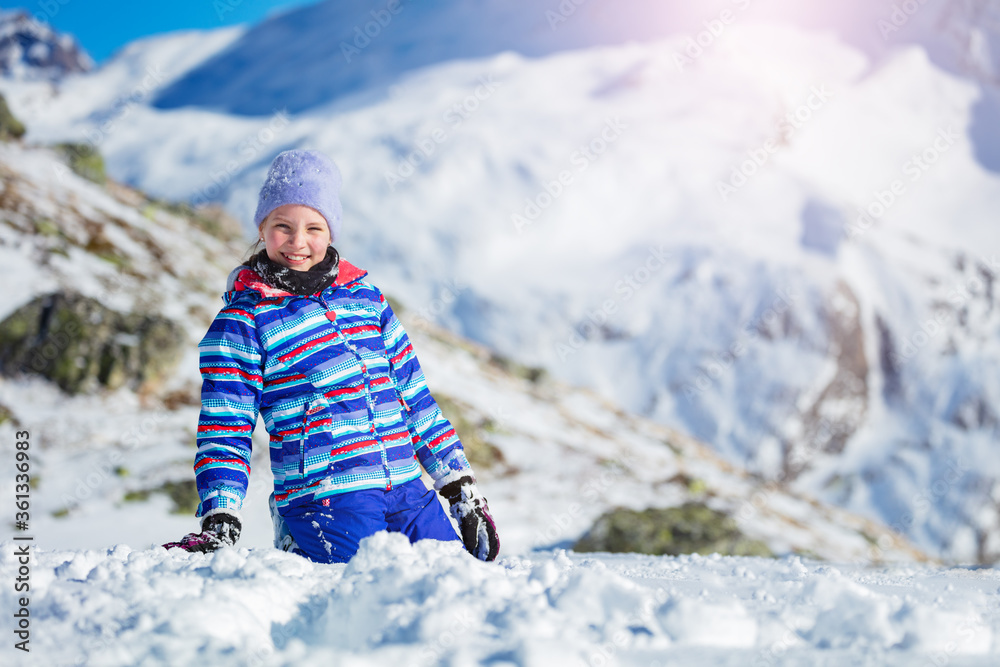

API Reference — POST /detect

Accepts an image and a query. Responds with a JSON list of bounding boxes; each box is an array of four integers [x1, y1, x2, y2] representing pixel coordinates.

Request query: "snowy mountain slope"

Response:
[[2, 5, 1000, 564], [0, 8, 92, 79], [2, 534, 999, 667], [147, 0, 720, 115], [0, 141, 931, 564], [0, 25, 247, 195], [148, 0, 1000, 121]]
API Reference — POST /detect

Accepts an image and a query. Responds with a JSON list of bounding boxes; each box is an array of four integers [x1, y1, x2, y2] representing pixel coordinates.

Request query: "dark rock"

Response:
[[0, 93, 25, 141], [573, 502, 772, 557], [876, 313, 902, 403], [488, 352, 547, 384], [52, 143, 106, 185], [784, 282, 869, 478], [0, 292, 184, 394], [123, 479, 199, 515], [434, 393, 505, 471]]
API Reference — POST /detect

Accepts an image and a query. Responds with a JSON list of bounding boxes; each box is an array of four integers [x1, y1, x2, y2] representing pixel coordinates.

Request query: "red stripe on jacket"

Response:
[[265, 373, 306, 388], [305, 418, 333, 432], [274, 478, 322, 503], [341, 324, 380, 336], [194, 457, 251, 473], [330, 438, 377, 457], [277, 332, 339, 363], [427, 428, 457, 449], [197, 424, 251, 434], [390, 344, 414, 365], [202, 367, 262, 383]]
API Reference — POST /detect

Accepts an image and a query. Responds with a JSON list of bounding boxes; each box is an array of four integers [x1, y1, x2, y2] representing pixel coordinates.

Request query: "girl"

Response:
[[164, 150, 499, 563]]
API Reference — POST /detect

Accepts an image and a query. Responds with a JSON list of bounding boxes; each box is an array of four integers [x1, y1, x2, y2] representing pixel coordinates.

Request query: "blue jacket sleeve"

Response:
[[378, 292, 473, 485], [194, 301, 263, 517]]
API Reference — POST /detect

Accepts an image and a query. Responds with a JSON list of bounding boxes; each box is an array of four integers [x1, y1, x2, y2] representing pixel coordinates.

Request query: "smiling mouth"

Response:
[[282, 253, 310, 263]]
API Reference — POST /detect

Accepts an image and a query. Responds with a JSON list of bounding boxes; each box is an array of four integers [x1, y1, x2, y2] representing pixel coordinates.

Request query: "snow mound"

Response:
[[3, 535, 997, 666]]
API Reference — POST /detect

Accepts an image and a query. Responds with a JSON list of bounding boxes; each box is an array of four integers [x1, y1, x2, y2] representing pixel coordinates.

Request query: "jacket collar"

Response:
[[225, 258, 368, 299]]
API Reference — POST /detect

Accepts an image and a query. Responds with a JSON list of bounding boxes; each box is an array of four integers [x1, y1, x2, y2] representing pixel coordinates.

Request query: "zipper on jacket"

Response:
[[323, 293, 392, 490], [377, 393, 391, 490], [301, 400, 324, 478], [300, 415, 307, 477]]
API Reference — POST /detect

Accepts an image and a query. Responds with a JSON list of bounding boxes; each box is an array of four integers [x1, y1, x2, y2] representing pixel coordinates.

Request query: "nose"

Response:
[[290, 228, 308, 247]]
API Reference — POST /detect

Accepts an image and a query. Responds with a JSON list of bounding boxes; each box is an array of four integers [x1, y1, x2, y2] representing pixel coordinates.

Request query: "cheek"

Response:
[[264, 229, 285, 247]]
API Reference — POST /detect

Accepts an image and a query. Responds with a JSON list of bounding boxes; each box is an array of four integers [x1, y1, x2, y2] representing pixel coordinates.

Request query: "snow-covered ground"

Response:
[[3, 1, 998, 563], [2, 533, 999, 666]]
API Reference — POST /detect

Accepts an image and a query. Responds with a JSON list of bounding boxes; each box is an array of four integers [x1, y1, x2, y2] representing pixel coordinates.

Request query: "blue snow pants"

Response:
[[280, 479, 461, 564]]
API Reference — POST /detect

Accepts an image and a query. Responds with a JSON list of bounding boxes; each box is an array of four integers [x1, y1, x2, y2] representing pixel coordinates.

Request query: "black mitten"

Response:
[[438, 475, 500, 561], [163, 512, 242, 553]]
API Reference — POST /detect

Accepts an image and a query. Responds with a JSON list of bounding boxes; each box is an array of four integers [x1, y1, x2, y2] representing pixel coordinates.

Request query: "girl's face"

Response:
[[260, 204, 331, 271]]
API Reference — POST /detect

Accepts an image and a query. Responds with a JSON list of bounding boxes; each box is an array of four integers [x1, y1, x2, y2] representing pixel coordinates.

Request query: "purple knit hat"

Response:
[[254, 150, 343, 243]]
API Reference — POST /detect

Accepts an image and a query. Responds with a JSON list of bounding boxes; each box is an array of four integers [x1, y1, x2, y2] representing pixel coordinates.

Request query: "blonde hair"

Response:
[[242, 218, 268, 262]]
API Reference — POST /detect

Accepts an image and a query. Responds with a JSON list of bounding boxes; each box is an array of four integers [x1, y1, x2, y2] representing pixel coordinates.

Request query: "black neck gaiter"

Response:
[[246, 246, 340, 296]]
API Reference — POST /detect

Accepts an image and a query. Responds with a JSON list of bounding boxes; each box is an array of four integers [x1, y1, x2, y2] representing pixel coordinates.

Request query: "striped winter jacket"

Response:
[[194, 259, 471, 518]]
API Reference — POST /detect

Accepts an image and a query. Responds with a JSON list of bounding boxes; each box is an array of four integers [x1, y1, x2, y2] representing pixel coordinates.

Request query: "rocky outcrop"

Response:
[[0, 10, 94, 79], [782, 281, 868, 479], [434, 392, 506, 470], [0, 291, 184, 394], [52, 143, 106, 185], [0, 93, 24, 141], [574, 503, 772, 557]]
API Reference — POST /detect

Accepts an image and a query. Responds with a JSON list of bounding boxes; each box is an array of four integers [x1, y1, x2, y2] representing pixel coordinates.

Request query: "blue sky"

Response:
[[23, 0, 319, 63]]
